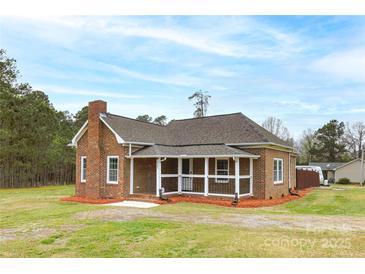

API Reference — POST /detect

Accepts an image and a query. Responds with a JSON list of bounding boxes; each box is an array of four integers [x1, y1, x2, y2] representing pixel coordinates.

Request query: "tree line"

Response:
[[296, 120, 365, 164], [0, 50, 87, 188], [260, 116, 364, 164]]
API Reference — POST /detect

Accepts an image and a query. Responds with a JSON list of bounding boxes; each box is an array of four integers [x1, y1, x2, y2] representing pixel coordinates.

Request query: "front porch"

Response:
[[129, 156, 256, 198]]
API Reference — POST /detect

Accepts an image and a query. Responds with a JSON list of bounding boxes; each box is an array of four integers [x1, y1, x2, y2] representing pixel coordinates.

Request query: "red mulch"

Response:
[[60, 196, 125, 204], [166, 188, 313, 208], [60, 196, 166, 205], [60, 188, 313, 208]]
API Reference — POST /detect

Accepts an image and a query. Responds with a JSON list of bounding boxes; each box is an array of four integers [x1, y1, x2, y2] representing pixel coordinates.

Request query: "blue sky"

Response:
[[1, 16, 365, 138]]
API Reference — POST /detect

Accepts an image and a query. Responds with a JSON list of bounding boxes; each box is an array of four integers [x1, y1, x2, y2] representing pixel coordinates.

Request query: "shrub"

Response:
[[337, 178, 351, 185], [328, 177, 335, 184]]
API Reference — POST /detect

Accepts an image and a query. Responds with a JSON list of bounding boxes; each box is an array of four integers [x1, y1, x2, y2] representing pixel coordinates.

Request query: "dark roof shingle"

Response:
[[101, 112, 292, 147]]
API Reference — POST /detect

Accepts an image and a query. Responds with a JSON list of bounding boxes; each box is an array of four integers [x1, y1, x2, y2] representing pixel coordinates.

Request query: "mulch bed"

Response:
[[61, 188, 313, 208], [60, 196, 167, 205], [166, 188, 313, 208], [60, 196, 125, 204]]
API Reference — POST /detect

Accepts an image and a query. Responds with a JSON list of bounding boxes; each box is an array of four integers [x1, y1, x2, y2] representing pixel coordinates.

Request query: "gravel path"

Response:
[[76, 207, 365, 233]]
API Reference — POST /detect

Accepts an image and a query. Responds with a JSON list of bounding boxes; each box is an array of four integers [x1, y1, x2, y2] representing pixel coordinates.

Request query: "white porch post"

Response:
[[204, 157, 209, 196], [234, 157, 240, 195], [129, 158, 134, 194], [156, 158, 161, 197], [178, 158, 182, 194], [249, 158, 253, 196]]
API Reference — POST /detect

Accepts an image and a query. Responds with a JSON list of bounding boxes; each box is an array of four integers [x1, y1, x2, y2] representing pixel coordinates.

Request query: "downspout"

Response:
[[289, 188, 300, 196]]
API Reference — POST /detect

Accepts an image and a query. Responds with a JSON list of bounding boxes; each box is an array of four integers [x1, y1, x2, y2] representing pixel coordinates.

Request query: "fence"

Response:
[[296, 169, 320, 190]]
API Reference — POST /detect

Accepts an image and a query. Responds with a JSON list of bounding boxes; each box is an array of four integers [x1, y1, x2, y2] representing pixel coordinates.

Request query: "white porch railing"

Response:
[[182, 177, 193, 191]]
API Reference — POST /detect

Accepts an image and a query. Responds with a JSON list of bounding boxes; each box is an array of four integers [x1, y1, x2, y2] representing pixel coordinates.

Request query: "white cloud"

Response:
[[206, 68, 236, 78], [98, 62, 201, 87], [9, 16, 302, 60], [312, 48, 365, 82], [346, 108, 365, 113], [36, 85, 142, 99], [279, 100, 321, 112]]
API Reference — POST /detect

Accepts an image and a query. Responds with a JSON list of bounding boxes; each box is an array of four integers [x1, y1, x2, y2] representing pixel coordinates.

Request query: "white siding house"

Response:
[[334, 159, 365, 184]]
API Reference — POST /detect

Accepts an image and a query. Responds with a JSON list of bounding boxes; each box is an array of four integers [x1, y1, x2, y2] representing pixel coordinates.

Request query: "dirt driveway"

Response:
[[77, 207, 365, 233]]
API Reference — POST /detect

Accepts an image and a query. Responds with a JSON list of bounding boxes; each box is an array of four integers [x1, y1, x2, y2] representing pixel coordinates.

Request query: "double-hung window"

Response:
[[107, 156, 119, 184], [273, 158, 283, 184], [216, 158, 229, 183], [80, 156, 87, 183]]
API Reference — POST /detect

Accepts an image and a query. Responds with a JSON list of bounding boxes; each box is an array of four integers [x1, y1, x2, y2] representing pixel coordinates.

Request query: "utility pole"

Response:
[[361, 145, 364, 187]]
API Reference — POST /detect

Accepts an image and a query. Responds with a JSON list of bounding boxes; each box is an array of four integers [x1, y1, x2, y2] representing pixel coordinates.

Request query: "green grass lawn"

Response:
[[154, 184, 365, 217], [0, 185, 364, 257]]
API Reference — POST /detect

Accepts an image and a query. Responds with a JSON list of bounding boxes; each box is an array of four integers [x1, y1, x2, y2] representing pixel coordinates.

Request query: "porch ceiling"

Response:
[[131, 144, 259, 158]]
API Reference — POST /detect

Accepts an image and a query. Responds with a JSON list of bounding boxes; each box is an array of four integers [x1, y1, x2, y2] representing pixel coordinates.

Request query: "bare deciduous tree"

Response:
[[188, 90, 211, 118], [344, 121, 365, 158], [262, 116, 292, 143], [297, 129, 315, 164]]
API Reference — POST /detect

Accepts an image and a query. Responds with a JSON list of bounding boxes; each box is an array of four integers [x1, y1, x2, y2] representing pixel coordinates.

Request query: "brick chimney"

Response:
[[86, 100, 107, 199]]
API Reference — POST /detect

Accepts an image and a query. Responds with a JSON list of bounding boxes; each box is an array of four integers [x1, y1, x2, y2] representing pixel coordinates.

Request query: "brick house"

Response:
[[70, 100, 297, 200]]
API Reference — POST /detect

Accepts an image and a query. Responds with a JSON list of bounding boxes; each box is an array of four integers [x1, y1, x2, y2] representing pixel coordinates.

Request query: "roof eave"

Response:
[[128, 154, 260, 159], [69, 120, 88, 147], [227, 142, 294, 150], [333, 159, 361, 170]]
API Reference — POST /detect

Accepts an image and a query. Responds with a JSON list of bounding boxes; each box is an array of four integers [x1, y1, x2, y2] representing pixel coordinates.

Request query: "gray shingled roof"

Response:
[[101, 113, 169, 144], [309, 162, 345, 171], [132, 144, 258, 157], [101, 112, 292, 147]]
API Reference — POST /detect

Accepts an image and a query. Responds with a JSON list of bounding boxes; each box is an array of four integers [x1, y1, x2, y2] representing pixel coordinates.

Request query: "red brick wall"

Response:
[[75, 100, 129, 199], [239, 158, 249, 176], [161, 158, 178, 174], [75, 130, 88, 197], [84, 100, 106, 198], [244, 148, 266, 199], [193, 158, 205, 174], [263, 148, 290, 199], [133, 158, 156, 194], [75, 122, 128, 198], [99, 122, 126, 198], [243, 148, 296, 199]]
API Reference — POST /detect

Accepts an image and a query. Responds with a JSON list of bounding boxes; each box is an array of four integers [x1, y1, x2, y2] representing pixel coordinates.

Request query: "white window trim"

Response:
[[80, 156, 86, 183], [273, 158, 284, 184], [107, 156, 119, 184], [215, 158, 229, 184]]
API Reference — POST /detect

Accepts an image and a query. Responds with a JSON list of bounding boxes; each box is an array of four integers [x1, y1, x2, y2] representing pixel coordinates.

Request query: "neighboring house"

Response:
[[309, 162, 344, 181], [334, 159, 365, 184], [70, 100, 297, 200], [310, 160, 365, 183]]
